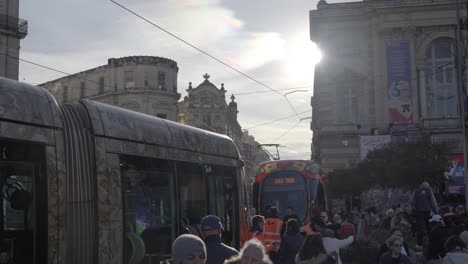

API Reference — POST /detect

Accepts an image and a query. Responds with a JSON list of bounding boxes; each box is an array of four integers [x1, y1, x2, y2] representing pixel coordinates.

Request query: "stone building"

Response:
[[0, 0, 28, 80], [41, 56, 180, 121], [241, 130, 271, 180], [241, 130, 271, 165], [177, 73, 243, 147], [310, 0, 465, 172]]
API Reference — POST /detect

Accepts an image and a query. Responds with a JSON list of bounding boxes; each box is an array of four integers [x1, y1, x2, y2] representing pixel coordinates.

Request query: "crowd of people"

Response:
[[163, 182, 468, 264]]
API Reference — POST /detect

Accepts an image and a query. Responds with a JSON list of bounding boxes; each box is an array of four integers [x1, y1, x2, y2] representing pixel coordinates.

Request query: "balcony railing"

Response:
[[0, 14, 28, 38]]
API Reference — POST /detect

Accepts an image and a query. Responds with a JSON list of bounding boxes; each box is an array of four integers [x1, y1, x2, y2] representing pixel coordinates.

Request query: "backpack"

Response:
[[414, 188, 432, 211]]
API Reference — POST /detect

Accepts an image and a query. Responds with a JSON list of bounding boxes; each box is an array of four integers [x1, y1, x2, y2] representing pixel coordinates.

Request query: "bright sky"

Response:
[[19, 0, 327, 160]]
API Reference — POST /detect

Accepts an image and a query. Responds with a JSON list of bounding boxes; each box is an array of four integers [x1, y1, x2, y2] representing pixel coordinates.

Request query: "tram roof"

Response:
[[258, 160, 317, 167], [0, 78, 62, 128], [80, 99, 240, 159]]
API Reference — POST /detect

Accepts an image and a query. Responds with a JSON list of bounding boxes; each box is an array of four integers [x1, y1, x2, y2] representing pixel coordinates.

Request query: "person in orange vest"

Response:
[[263, 207, 283, 263], [301, 208, 324, 235], [246, 215, 267, 246]]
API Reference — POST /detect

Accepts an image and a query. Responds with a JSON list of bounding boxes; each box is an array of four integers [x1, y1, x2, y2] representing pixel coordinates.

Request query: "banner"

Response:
[[360, 135, 391, 160], [387, 40, 413, 124], [445, 155, 465, 195]]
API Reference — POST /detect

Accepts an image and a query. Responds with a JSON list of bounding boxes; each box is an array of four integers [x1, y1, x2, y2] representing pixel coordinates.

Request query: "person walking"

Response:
[[263, 207, 283, 261], [200, 215, 238, 264], [442, 235, 468, 263], [337, 215, 355, 240], [427, 215, 449, 262], [279, 219, 304, 264], [295, 234, 337, 264], [321, 228, 353, 264], [301, 208, 325, 235], [409, 181, 439, 247], [283, 207, 302, 225], [170, 234, 207, 264], [378, 236, 412, 264], [247, 215, 266, 246], [382, 209, 395, 230], [377, 228, 410, 260], [224, 239, 272, 264]]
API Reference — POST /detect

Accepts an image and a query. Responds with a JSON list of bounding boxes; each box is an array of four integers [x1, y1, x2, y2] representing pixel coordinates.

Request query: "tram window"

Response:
[[206, 165, 237, 246], [176, 161, 206, 236], [2, 171, 33, 231], [121, 156, 175, 263], [0, 140, 47, 264], [261, 172, 307, 220]]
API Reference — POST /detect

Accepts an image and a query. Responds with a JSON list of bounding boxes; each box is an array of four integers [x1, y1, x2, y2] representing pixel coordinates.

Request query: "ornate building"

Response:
[[177, 73, 243, 147], [310, 0, 465, 172], [41, 56, 180, 121], [0, 0, 28, 80]]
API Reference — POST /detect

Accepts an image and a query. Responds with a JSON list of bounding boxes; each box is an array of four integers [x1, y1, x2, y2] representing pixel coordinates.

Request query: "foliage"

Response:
[[327, 138, 449, 197]]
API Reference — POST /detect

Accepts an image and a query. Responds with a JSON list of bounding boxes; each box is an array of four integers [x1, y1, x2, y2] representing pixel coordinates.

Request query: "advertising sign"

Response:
[[387, 40, 413, 124], [360, 135, 391, 160], [445, 155, 465, 195]]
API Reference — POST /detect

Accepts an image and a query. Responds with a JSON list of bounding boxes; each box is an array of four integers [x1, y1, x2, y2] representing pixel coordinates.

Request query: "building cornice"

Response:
[[39, 56, 178, 87], [86, 89, 181, 101]]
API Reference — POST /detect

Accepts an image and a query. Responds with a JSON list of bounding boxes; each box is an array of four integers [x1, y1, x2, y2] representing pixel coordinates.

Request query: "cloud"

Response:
[[19, 0, 317, 160]]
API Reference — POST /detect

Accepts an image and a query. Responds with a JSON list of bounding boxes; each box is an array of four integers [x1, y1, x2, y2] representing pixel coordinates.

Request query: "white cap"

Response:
[[429, 215, 444, 225]]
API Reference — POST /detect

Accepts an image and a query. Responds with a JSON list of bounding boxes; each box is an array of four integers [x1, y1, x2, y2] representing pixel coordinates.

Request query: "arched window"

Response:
[[424, 38, 457, 118]]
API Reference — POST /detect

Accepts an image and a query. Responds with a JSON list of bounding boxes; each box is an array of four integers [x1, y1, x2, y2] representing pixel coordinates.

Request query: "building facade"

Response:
[[0, 0, 28, 80], [41, 56, 180, 121], [241, 130, 271, 165], [177, 73, 243, 147], [177, 74, 270, 169], [310, 0, 465, 172]]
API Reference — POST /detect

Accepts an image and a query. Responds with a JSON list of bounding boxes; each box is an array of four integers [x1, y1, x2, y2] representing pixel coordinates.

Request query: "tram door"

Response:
[[206, 165, 237, 247], [0, 141, 46, 264]]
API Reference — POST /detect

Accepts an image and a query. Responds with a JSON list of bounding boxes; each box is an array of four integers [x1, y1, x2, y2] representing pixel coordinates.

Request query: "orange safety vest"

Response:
[[300, 224, 320, 235], [246, 230, 267, 246], [263, 218, 283, 252]]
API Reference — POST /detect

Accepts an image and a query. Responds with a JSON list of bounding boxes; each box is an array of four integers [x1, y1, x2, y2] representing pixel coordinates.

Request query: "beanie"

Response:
[[172, 234, 206, 264]]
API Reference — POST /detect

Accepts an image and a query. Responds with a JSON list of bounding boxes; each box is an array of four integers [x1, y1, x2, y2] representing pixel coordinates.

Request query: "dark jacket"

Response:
[[378, 252, 412, 264], [427, 224, 449, 260], [410, 182, 438, 213], [278, 231, 304, 264], [377, 242, 410, 262], [205, 235, 239, 264]]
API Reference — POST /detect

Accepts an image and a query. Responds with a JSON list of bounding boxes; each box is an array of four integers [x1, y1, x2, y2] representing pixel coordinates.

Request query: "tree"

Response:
[[327, 138, 449, 198]]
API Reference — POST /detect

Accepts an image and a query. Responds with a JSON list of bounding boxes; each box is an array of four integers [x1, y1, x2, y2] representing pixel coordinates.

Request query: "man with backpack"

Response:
[[409, 181, 439, 247]]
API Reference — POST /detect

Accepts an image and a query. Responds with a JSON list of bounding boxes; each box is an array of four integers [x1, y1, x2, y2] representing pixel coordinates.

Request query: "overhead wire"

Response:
[[245, 110, 311, 130], [273, 120, 303, 143], [108, 0, 302, 119]]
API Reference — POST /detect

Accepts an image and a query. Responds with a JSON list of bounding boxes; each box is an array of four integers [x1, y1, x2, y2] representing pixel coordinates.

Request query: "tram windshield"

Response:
[[260, 171, 307, 220]]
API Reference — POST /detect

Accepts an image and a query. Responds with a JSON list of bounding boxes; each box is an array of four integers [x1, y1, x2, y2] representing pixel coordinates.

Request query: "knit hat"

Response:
[[172, 234, 206, 264], [201, 215, 223, 231]]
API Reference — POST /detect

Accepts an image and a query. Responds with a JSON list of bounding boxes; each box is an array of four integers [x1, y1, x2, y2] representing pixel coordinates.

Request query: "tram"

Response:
[[252, 160, 326, 224], [0, 78, 250, 264]]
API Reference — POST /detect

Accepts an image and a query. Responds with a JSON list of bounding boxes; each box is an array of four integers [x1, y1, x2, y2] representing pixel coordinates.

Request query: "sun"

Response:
[[284, 30, 322, 84]]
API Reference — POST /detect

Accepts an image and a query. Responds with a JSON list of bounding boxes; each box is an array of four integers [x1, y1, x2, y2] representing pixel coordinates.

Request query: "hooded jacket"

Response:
[[410, 182, 439, 213]]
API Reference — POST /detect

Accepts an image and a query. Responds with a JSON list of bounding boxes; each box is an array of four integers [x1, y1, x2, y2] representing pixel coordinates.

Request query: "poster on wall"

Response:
[[360, 135, 391, 160], [386, 40, 413, 124], [445, 155, 465, 195]]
